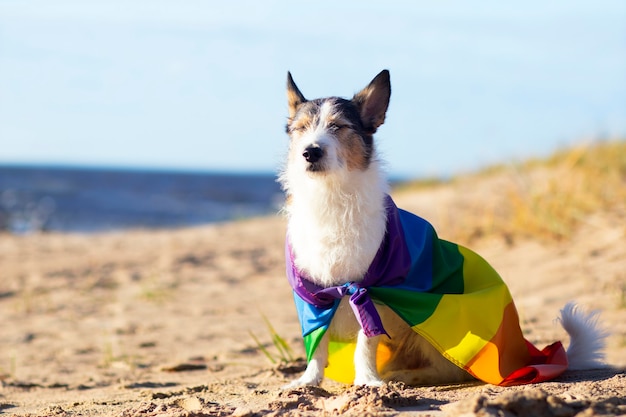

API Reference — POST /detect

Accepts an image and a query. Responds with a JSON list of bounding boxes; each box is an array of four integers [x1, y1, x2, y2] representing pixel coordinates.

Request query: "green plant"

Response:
[[249, 313, 294, 364]]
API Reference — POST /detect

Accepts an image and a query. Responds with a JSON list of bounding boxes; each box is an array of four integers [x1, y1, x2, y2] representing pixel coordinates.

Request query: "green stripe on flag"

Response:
[[430, 238, 465, 294], [370, 287, 443, 326], [304, 326, 327, 361]]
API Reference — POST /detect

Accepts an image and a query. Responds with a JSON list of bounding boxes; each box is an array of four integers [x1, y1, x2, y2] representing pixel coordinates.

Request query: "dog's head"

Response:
[[283, 70, 391, 179]]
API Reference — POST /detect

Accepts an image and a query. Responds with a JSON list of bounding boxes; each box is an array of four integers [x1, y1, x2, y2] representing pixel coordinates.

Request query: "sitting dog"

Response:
[[279, 69, 607, 387]]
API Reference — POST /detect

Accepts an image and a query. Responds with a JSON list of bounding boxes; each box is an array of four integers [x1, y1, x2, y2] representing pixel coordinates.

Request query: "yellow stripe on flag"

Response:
[[325, 339, 392, 384], [412, 245, 513, 370]]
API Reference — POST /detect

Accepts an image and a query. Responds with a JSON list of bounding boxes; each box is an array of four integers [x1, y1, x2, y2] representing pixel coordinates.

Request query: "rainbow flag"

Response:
[[286, 196, 567, 386]]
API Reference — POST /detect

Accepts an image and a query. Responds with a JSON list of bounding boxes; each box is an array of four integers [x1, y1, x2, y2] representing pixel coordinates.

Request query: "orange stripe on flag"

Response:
[[465, 301, 531, 384]]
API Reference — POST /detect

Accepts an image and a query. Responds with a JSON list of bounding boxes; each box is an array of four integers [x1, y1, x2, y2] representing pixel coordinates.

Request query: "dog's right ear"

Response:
[[287, 72, 307, 119]]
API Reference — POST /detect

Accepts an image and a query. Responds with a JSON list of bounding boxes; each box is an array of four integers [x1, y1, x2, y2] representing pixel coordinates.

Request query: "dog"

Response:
[[278, 69, 608, 388]]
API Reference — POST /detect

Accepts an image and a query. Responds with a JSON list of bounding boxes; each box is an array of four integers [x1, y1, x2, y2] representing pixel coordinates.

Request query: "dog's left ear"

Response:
[[352, 70, 391, 134]]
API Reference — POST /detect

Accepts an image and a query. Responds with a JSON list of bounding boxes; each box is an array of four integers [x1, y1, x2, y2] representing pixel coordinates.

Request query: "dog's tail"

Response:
[[558, 302, 609, 370]]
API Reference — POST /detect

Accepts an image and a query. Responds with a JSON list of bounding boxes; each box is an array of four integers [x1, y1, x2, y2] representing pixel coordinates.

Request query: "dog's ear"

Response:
[[352, 70, 391, 134], [287, 72, 307, 119]]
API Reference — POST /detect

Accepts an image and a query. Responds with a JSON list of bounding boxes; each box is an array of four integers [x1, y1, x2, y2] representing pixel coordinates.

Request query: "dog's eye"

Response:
[[288, 124, 307, 134], [327, 122, 346, 131]]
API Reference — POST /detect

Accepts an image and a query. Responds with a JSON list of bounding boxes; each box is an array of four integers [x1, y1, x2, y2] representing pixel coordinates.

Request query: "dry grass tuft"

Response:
[[501, 140, 626, 241], [400, 139, 626, 244]]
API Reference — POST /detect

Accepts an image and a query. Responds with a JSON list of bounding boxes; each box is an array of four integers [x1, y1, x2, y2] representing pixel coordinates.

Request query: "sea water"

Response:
[[0, 166, 283, 234]]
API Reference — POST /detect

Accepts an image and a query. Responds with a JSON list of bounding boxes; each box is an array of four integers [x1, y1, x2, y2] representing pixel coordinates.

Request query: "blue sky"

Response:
[[1, 1, 625, 178]]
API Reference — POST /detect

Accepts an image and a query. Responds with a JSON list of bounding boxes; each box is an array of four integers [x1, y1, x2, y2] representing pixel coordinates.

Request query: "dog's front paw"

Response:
[[354, 365, 384, 387], [281, 363, 324, 389], [353, 377, 384, 387], [281, 374, 322, 389]]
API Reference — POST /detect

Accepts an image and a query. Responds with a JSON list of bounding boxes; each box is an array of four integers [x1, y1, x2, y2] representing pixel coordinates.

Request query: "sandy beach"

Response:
[[1, 154, 625, 416]]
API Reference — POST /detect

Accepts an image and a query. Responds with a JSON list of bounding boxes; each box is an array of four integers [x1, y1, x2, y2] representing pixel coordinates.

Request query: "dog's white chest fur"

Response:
[[286, 164, 388, 287]]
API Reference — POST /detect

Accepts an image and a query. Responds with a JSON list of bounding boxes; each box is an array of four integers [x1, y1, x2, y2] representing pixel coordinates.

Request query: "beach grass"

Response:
[[398, 139, 626, 243], [249, 313, 295, 364]]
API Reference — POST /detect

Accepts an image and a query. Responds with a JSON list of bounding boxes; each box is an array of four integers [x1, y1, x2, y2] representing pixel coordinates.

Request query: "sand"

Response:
[[1, 184, 625, 416]]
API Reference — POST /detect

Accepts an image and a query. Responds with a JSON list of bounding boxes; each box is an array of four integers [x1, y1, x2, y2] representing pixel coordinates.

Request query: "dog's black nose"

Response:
[[303, 146, 324, 163]]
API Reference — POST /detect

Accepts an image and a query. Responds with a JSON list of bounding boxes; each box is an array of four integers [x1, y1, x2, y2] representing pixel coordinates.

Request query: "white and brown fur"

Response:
[[279, 70, 608, 387]]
